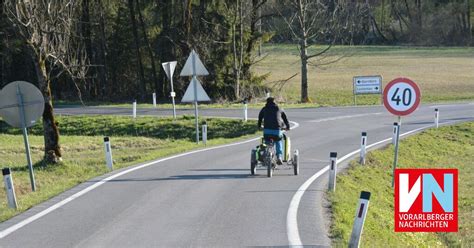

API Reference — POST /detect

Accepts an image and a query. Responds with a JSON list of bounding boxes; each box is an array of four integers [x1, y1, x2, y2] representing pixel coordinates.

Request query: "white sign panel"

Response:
[[181, 78, 211, 102], [180, 50, 209, 76], [353, 76, 382, 95], [162, 61, 177, 80]]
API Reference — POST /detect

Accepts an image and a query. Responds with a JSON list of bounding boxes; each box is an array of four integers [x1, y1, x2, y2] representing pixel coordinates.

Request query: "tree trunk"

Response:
[[97, 0, 109, 98], [128, 0, 147, 101], [136, 0, 160, 97], [82, 0, 96, 99], [33, 53, 62, 163], [300, 38, 309, 103]]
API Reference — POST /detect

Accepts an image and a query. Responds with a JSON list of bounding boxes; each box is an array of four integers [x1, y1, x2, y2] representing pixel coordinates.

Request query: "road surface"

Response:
[[1, 103, 472, 247]]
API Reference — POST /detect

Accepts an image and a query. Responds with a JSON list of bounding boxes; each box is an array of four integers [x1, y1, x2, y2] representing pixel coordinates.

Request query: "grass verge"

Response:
[[0, 116, 259, 222], [328, 121, 473, 247]]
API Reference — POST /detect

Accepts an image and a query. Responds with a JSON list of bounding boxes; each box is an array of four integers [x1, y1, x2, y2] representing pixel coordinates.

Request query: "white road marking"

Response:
[[307, 113, 382, 123], [0, 121, 300, 239], [286, 119, 470, 247], [429, 103, 474, 108]]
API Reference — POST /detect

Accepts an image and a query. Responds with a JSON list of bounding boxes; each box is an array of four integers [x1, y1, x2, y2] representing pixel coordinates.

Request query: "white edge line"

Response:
[[287, 119, 469, 246], [0, 121, 299, 239]]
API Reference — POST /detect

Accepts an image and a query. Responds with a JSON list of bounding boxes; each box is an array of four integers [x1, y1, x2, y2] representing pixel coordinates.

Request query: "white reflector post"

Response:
[[435, 108, 439, 128], [328, 152, 338, 192], [202, 122, 208, 145], [104, 137, 113, 170], [392, 122, 398, 145], [349, 191, 371, 248], [359, 132, 367, 165], [243, 101, 248, 122], [133, 100, 137, 119], [2, 168, 18, 209], [153, 93, 157, 108]]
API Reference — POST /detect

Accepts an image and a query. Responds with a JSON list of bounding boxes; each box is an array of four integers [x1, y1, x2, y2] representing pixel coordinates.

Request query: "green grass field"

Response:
[[328, 122, 474, 247], [0, 116, 259, 222], [254, 45, 474, 105]]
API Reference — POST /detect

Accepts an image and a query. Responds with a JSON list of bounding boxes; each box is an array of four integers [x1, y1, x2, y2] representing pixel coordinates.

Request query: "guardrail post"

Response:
[[104, 137, 113, 170], [349, 191, 371, 248], [152, 93, 157, 108], [360, 132, 367, 165], [2, 168, 18, 209], [202, 121, 208, 145], [132, 100, 137, 119], [392, 122, 398, 145], [435, 108, 439, 128], [328, 152, 338, 192]]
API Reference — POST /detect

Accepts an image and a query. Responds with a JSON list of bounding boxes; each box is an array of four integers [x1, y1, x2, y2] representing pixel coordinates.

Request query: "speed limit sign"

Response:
[[383, 78, 421, 116]]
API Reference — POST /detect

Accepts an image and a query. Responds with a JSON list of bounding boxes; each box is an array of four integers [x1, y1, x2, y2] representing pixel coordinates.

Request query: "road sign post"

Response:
[[162, 61, 178, 120], [2, 168, 18, 209], [16, 86, 36, 191], [180, 50, 210, 144], [353, 76, 382, 106], [383, 77, 421, 187]]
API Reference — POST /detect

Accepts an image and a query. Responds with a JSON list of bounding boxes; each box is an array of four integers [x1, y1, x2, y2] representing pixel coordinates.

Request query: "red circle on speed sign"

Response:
[[383, 77, 421, 116]]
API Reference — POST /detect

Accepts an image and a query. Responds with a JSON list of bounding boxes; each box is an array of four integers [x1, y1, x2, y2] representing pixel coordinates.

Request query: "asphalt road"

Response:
[[1, 103, 473, 247]]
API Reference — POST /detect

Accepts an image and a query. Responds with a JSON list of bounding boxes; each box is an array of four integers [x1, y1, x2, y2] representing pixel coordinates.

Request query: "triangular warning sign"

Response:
[[180, 50, 209, 76], [181, 78, 211, 102], [162, 61, 177, 80]]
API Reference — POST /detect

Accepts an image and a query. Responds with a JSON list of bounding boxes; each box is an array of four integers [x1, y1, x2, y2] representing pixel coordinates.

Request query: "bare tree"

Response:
[[5, 0, 88, 163], [128, 0, 146, 101], [278, 0, 367, 103]]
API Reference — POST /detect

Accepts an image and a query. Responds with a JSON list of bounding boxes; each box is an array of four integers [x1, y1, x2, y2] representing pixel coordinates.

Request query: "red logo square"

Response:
[[394, 169, 458, 232]]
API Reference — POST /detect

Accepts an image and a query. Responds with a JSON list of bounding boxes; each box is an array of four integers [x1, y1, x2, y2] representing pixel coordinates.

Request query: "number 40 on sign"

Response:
[[383, 77, 421, 116]]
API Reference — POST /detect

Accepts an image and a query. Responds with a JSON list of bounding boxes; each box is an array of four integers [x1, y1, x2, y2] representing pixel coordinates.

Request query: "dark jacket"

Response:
[[257, 102, 290, 130]]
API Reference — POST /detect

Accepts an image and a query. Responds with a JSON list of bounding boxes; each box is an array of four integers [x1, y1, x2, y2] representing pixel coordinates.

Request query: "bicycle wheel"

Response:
[[250, 149, 257, 175], [265, 149, 273, 178]]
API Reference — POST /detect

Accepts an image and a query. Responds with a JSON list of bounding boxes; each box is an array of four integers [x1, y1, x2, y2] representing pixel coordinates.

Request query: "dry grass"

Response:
[[254, 45, 474, 105]]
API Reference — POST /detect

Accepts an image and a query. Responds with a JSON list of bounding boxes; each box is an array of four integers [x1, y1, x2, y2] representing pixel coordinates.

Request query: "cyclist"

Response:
[[257, 97, 290, 165]]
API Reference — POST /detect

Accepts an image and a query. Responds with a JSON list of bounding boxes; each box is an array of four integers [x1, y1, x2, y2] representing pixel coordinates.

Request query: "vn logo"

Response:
[[394, 169, 458, 232]]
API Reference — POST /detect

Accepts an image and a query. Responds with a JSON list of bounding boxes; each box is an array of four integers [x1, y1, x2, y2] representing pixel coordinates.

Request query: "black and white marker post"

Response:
[[104, 137, 113, 170], [349, 191, 371, 248], [392, 122, 398, 145], [152, 93, 157, 108], [16, 86, 36, 191], [202, 122, 208, 145], [435, 108, 439, 128], [359, 132, 367, 165], [132, 100, 137, 119], [328, 152, 338, 192], [243, 100, 248, 122], [2, 168, 18, 209]]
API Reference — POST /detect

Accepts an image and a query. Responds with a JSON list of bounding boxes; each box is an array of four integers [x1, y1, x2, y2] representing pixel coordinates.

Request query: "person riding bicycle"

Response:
[[257, 97, 290, 165]]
